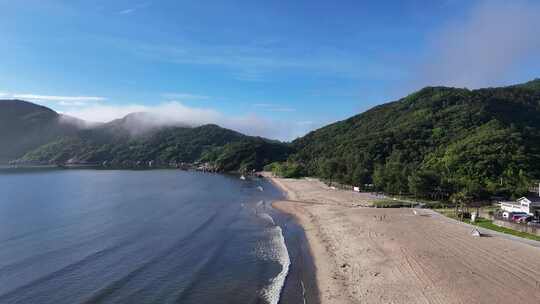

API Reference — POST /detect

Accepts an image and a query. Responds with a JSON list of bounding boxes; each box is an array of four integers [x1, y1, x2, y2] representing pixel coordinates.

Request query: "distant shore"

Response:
[[265, 173, 540, 304]]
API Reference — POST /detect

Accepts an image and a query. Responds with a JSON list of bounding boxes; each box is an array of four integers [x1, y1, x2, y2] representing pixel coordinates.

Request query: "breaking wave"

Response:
[[255, 213, 291, 304], [257, 212, 276, 226]]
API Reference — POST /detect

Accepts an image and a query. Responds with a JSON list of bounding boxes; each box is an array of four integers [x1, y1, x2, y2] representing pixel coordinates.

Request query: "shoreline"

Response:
[[269, 201, 319, 304], [272, 201, 346, 303], [266, 174, 540, 304], [267, 175, 352, 303]]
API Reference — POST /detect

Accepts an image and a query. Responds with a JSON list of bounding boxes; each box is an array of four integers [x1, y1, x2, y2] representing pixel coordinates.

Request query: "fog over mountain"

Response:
[[0, 99, 292, 170], [60, 101, 310, 141]]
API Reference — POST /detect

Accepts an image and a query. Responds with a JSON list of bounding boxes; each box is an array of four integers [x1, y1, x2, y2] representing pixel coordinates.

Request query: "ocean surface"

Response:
[[0, 169, 317, 304]]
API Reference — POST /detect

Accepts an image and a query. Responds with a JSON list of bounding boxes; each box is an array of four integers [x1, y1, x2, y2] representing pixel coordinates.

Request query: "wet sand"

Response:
[[267, 175, 540, 304]]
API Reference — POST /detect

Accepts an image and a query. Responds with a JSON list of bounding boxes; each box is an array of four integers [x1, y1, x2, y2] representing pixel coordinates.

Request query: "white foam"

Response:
[[301, 280, 307, 304], [258, 212, 276, 226], [258, 224, 291, 304]]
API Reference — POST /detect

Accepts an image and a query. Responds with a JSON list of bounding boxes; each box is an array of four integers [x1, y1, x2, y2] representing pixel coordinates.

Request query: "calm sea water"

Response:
[[0, 169, 317, 304]]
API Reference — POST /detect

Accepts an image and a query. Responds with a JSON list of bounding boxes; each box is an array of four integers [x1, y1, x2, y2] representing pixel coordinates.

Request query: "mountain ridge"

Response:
[[290, 79, 540, 199], [1, 100, 291, 171], [2, 78, 540, 196], [0, 99, 81, 163]]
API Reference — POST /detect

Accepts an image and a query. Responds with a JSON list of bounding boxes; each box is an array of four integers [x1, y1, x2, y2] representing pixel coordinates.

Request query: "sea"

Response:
[[0, 169, 317, 304]]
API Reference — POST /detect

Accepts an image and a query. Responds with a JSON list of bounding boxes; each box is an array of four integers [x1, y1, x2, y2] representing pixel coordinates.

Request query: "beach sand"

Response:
[[268, 175, 540, 304]]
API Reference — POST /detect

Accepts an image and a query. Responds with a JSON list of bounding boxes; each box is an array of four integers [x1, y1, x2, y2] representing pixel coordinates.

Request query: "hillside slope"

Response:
[[18, 111, 291, 171], [0, 100, 80, 163], [292, 80, 540, 199], [5, 79, 540, 190]]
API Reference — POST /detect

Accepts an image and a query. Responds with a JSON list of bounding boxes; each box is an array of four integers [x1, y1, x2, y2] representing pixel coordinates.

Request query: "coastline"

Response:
[[267, 175, 353, 303], [266, 174, 540, 304], [268, 201, 319, 304], [272, 200, 346, 303]]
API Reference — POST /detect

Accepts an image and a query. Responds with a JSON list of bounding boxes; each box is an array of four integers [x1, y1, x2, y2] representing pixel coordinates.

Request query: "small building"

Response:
[[500, 196, 540, 216]]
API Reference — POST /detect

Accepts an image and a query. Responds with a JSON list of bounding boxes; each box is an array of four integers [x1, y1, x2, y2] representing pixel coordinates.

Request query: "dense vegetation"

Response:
[[19, 123, 291, 172], [201, 139, 292, 172], [0, 101, 290, 171], [263, 161, 306, 178], [291, 79, 540, 200], [4, 79, 540, 200]]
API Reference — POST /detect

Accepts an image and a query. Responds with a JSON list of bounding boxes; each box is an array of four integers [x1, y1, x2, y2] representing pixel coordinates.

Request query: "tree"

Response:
[[351, 165, 370, 187], [319, 158, 339, 183], [372, 164, 387, 191], [408, 170, 440, 199]]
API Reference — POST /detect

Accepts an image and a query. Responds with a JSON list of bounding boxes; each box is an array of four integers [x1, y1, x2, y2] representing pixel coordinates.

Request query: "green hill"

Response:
[[0, 99, 81, 163], [16, 109, 291, 171], [5, 79, 540, 199], [291, 81, 540, 199], [511, 78, 540, 91]]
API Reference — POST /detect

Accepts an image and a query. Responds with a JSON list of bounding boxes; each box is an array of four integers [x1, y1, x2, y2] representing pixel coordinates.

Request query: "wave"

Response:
[[79, 210, 223, 303], [257, 212, 276, 226], [257, 215, 291, 304], [301, 280, 307, 304]]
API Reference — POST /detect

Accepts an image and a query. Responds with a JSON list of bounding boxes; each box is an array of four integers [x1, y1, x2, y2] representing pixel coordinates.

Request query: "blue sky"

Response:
[[1, 0, 539, 140]]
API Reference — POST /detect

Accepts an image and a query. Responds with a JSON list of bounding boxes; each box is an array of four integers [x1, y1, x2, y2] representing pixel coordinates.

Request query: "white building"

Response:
[[500, 197, 540, 216]]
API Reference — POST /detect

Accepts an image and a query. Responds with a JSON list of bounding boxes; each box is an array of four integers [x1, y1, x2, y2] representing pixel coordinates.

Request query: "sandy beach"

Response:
[[268, 175, 540, 304]]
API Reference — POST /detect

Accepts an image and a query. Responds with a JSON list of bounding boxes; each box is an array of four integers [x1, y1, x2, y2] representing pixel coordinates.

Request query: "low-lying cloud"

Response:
[[60, 101, 308, 141], [0, 92, 106, 107], [62, 102, 219, 126], [417, 0, 540, 89]]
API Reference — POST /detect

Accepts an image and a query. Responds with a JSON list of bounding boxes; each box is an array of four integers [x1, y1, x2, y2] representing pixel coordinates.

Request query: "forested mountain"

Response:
[[3, 101, 291, 171], [4, 79, 540, 199], [290, 79, 540, 199], [20, 122, 290, 171], [0, 100, 81, 163]]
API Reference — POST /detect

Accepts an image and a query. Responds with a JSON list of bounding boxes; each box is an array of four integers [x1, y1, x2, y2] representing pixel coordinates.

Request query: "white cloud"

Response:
[[418, 0, 540, 88], [119, 8, 135, 15], [61, 102, 217, 125], [2, 90, 308, 139], [59, 101, 305, 140], [161, 93, 210, 101], [119, 3, 150, 15], [0, 93, 106, 106]]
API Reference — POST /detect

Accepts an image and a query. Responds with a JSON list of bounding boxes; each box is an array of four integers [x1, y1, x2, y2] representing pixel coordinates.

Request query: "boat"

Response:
[[240, 175, 246, 180]]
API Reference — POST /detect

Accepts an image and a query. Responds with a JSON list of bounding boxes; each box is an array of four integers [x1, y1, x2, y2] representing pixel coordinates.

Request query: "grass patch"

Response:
[[439, 211, 540, 242], [467, 218, 540, 242], [373, 199, 412, 208]]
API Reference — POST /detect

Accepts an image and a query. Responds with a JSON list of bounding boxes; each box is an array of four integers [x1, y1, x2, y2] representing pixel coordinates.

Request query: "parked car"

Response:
[[502, 211, 527, 219], [516, 215, 533, 223], [511, 213, 529, 222]]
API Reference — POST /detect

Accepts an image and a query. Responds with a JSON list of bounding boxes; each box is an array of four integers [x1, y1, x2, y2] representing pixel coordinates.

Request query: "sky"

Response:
[[0, 0, 539, 140]]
